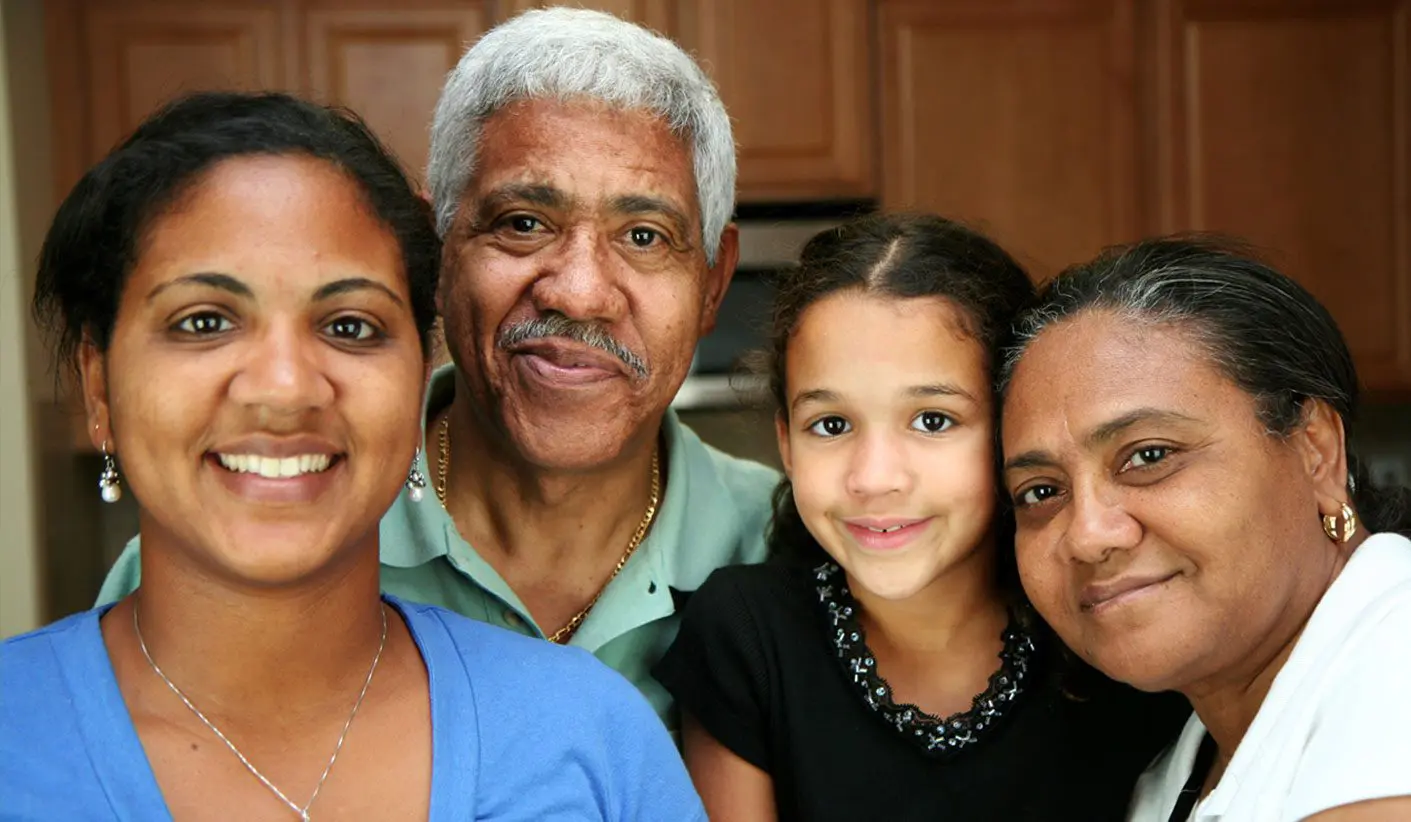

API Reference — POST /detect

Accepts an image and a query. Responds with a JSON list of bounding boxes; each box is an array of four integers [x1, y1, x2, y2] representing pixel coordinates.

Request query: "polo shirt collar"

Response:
[[377, 363, 710, 650]]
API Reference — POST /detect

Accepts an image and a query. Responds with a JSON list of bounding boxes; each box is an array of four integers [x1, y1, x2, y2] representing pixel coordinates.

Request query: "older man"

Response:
[[97, 7, 778, 732]]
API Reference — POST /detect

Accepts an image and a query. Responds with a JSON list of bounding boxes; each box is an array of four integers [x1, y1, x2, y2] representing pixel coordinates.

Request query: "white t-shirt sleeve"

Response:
[[1285, 600, 1411, 819]]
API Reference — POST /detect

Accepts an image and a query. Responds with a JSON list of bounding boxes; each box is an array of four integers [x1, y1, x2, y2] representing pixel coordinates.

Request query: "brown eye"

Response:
[[628, 227, 660, 247], [1018, 484, 1060, 506], [324, 316, 378, 342], [510, 215, 541, 233], [175, 312, 231, 335], [911, 411, 953, 433], [808, 416, 850, 437]]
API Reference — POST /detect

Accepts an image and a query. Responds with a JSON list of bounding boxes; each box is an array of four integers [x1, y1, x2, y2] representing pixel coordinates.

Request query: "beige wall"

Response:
[[0, 0, 46, 638]]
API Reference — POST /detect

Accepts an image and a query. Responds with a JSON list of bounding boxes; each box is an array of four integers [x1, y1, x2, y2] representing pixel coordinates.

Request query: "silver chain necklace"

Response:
[[133, 602, 388, 821]]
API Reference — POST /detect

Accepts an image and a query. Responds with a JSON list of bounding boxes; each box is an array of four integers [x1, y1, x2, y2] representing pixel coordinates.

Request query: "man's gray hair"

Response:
[[427, 7, 736, 265]]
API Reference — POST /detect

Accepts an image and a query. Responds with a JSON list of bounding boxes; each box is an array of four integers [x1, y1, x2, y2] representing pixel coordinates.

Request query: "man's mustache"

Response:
[[497, 313, 649, 379]]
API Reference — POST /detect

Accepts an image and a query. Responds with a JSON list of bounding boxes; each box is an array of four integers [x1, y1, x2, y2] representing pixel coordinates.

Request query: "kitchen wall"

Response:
[[0, 1, 42, 638]]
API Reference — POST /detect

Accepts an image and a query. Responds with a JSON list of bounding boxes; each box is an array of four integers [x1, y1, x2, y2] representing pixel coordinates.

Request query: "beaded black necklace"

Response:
[[813, 561, 1034, 758]]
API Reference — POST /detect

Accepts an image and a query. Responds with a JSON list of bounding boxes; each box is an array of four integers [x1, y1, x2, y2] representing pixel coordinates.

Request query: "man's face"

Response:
[[438, 99, 736, 470]]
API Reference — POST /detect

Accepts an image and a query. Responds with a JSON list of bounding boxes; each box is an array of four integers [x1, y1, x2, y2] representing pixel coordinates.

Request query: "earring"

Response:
[[99, 441, 122, 503], [406, 448, 428, 503], [1321, 502, 1358, 543]]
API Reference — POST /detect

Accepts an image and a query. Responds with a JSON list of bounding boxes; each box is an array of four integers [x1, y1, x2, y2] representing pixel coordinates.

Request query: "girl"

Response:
[[654, 213, 1186, 821]]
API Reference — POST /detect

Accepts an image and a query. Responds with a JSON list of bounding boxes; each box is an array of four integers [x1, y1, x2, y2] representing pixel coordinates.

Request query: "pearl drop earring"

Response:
[[99, 440, 122, 503]]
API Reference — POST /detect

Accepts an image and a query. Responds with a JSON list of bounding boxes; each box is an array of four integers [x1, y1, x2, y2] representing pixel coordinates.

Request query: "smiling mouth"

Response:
[[214, 453, 338, 478]]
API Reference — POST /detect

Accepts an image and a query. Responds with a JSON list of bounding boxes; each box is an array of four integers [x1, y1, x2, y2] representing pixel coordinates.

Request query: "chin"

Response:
[[1078, 636, 1193, 692], [503, 406, 649, 470], [840, 559, 936, 602], [200, 521, 368, 588]]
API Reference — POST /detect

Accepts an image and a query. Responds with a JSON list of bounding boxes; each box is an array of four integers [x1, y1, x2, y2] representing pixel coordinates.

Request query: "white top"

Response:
[[1128, 532, 1411, 822]]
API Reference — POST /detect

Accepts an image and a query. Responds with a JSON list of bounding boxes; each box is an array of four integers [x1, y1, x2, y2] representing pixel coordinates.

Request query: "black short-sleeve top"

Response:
[[653, 562, 1190, 822]]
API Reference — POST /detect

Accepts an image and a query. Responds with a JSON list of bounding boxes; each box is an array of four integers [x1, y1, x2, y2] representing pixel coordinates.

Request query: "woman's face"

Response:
[[777, 291, 997, 602], [84, 154, 426, 589], [1001, 310, 1347, 693]]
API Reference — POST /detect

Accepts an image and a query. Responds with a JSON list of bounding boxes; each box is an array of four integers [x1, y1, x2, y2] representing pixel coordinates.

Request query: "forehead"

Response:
[[788, 292, 988, 394], [1002, 311, 1242, 448], [134, 154, 401, 287], [469, 98, 698, 221]]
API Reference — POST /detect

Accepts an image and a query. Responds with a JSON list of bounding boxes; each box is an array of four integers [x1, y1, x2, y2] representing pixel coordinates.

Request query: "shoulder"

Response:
[[397, 600, 706, 819], [0, 613, 107, 809], [1, 610, 95, 674], [399, 598, 656, 720], [671, 415, 780, 516], [694, 562, 812, 606]]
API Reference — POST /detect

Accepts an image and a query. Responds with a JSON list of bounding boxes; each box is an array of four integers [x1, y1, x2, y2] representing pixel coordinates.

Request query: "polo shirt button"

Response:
[[504, 610, 523, 628]]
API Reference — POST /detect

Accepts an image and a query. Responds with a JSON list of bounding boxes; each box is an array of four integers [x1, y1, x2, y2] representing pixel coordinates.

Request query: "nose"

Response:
[[228, 321, 334, 424], [1060, 481, 1142, 565], [845, 430, 913, 500], [529, 227, 627, 323]]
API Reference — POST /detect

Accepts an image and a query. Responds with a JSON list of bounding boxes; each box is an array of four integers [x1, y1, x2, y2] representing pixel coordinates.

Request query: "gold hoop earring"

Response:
[[1321, 502, 1357, 543]]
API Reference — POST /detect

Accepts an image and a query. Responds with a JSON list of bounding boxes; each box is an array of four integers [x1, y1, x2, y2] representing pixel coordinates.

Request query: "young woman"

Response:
[[0, 91, 703, 821], [654, 213, 1188, 821], [999, 236, 1411, 821]]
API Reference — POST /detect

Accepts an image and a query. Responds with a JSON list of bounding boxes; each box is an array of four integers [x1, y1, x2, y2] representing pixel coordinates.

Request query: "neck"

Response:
[[438, 387, 662, 570], [1183, 535, 1360, 758], [120, 535, 387, 720], [850, 541, 1006, 655]]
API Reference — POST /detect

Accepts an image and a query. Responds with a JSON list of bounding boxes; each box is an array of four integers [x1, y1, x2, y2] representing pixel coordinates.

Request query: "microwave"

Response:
[[673, 200, 876, 413]]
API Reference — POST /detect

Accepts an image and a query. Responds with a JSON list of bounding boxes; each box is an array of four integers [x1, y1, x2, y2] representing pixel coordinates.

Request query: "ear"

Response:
[[775, 410, 793, 478], [698, 223, 739, 337], [1292, 398, 1350, 517], [78, 337, 112, 451]]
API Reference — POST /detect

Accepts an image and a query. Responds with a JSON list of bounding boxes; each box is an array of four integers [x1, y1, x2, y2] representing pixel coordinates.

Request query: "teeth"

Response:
[[216, 453, 332, 477], [867, 524, 906, 533]]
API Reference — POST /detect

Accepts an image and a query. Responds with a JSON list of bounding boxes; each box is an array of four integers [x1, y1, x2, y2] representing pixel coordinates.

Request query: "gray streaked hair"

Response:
[[998, 234, 1410, 536], [427, 6, 736, 265]]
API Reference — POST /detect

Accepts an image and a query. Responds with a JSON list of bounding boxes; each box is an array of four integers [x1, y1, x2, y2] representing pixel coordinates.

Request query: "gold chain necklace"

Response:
[[133, 603, 387, 821], [434, 414, 660, 644]]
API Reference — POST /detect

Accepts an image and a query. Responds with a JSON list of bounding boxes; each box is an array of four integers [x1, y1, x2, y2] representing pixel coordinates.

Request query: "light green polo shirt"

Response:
[[95, 365, 779, 735]]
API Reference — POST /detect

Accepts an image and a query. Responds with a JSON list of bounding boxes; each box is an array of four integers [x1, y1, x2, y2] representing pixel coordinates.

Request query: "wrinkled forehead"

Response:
[[469, 99, 699, 217]]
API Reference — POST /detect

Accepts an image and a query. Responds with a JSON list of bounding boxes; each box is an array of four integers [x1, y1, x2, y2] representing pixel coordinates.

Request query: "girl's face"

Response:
[[83, 154, 427, 590], [777, 291, 997, 601]]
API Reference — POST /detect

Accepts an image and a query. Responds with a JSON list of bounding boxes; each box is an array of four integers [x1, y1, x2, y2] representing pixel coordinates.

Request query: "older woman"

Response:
[[0, 91, 703, 821], [998, 237, 1411, 821]]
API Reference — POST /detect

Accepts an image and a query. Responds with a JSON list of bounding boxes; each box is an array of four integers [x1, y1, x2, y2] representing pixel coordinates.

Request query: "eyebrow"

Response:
[[1083, 407, 1201, 449], [609, 194, 692, 239], [1002, 407, 1202, 474], [313, 277, 405, 307], [908, 383, 977, 403], [790, 383, 977, 415], [790, 388, 839, 413], [478, 183, 572, 217], [147, 272, 252, 302]]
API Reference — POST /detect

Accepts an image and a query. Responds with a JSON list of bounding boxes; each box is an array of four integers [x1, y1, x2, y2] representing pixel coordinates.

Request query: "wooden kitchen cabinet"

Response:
[[877, 0, 1142, 281], [508, 0, 876, 201], [46, 1, 291, 196], [47, 1, 488, 193], [303, 2, 490, 187], [678, 0, 874, 201], [1148, 0, 1411, 392]]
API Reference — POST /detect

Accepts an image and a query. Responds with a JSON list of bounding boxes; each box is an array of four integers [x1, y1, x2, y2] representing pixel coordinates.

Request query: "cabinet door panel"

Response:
[[304, 4, 490, 186], [79, 3, 285, 165], [681, 0, 874, 200], [880, 0, 1139, 280], [1154, 0, 1411, 389]]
